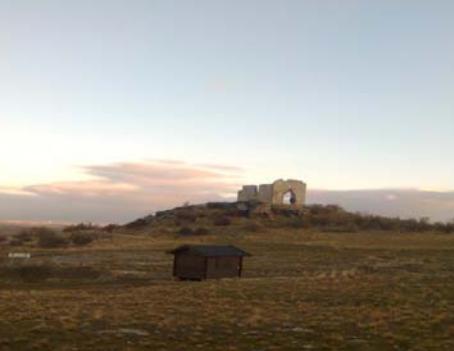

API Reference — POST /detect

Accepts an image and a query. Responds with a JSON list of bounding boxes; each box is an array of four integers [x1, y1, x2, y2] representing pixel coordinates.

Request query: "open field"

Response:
[[0, 229, 453, 350]]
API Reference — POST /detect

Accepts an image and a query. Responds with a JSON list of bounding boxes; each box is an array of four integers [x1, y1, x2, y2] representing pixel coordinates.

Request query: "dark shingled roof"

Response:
[[168, 245, 251, 257]]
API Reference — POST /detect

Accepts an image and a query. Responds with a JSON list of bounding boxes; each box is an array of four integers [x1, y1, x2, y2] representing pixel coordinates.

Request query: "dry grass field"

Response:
[[0, 227, 453, 351]]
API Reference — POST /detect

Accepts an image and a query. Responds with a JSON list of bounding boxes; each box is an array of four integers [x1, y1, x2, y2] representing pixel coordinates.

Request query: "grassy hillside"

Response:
[[0, 223, 26, 237], [0, 204, 453, 350], [123, 202, 454, 235]]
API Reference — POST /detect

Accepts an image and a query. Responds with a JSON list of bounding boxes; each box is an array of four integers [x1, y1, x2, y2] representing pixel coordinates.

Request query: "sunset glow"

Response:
[[1, 0, 453, 222]]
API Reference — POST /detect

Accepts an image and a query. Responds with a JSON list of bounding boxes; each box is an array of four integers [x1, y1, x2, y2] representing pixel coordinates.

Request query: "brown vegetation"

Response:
[[63, 222, 100, 233], [69, 232, 95, 246], [212, 216, 232, 226], [1, 225, 103, 249], [0, 204, 453, 350], [124, 202, 454, 234], [36, 228, 68, 248], [0, 228, 452, 350]]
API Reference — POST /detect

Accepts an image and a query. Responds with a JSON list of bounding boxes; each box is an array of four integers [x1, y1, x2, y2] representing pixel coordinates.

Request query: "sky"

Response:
[[1, 0, 454, 223]]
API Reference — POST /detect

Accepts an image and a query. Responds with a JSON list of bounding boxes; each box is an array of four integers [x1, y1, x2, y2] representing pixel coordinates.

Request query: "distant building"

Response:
[[237, 179, 307, 205], [168, 245, 251, 280]]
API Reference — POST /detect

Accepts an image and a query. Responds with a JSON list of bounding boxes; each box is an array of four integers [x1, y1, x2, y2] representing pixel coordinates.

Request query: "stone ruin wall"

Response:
[[237, 185, 258, 202], [258, 184, 273, 203], [237, 179, 307, 206]]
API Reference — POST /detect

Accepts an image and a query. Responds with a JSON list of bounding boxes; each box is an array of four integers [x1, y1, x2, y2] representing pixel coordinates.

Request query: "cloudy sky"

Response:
[[1, 0, 453, 223]]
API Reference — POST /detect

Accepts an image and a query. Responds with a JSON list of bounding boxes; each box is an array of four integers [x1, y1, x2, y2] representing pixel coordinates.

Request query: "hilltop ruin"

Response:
[[237, 179, 307, 206]]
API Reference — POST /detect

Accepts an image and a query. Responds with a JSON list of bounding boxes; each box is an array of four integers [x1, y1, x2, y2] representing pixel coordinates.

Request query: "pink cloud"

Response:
[[0, 160, 242, 223], [2, 161, 454, 224], [26, 181, 139, 197]]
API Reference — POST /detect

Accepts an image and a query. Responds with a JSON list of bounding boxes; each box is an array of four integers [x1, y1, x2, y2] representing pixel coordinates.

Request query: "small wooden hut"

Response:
[[168, 245, 251, 280]]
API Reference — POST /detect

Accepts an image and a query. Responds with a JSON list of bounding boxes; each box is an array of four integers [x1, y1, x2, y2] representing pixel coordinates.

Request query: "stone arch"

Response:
[[271, 179, 306, 206], [282, 189, 296, 205]]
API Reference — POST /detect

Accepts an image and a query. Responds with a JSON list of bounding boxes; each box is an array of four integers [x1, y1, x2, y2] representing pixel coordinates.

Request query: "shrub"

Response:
[[0, 265, 100, 282], [54, 266, 100, 279], [436, 222, 454, 234], [63, 222, 99, 233], [271, 207, 302, 218], [194, 227, 210, 235], [37, 228, 67, 248], [103, 224, 119, 233], [213, 216, 231, 226], [176, 210, 197, 223], [446, 223, 454, 234], [9, 238, 24, 246], [125, 218, 149, 229], [242, 222, 262, 233], [17, 265, 53, 282], [177, 227, 194, 236], [69, 232, 95, 246], [288, 218, 308, 229], [321, 223, 359, 233], [14, 229, 34, 242], [206, 202, 237, 210], [155, 210, 170, 218], [10, 226, 50, 246]]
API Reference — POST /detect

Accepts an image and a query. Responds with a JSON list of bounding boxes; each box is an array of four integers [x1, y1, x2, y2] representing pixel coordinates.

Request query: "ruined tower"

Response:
[[237, 179, 306, 205]]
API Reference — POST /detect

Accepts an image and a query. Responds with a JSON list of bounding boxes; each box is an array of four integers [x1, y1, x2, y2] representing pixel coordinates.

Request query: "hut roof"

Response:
[[168, 245, 251, 257]]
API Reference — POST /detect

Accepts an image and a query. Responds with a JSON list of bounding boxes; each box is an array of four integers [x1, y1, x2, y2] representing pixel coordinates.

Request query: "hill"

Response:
[[123, 202, 454, 235], [0, 202, 453, 350]]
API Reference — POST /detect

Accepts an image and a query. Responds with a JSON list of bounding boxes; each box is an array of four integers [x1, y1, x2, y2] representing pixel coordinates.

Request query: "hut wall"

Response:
[[206, 256, 240, 279], [174, 253, 206, 279]]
